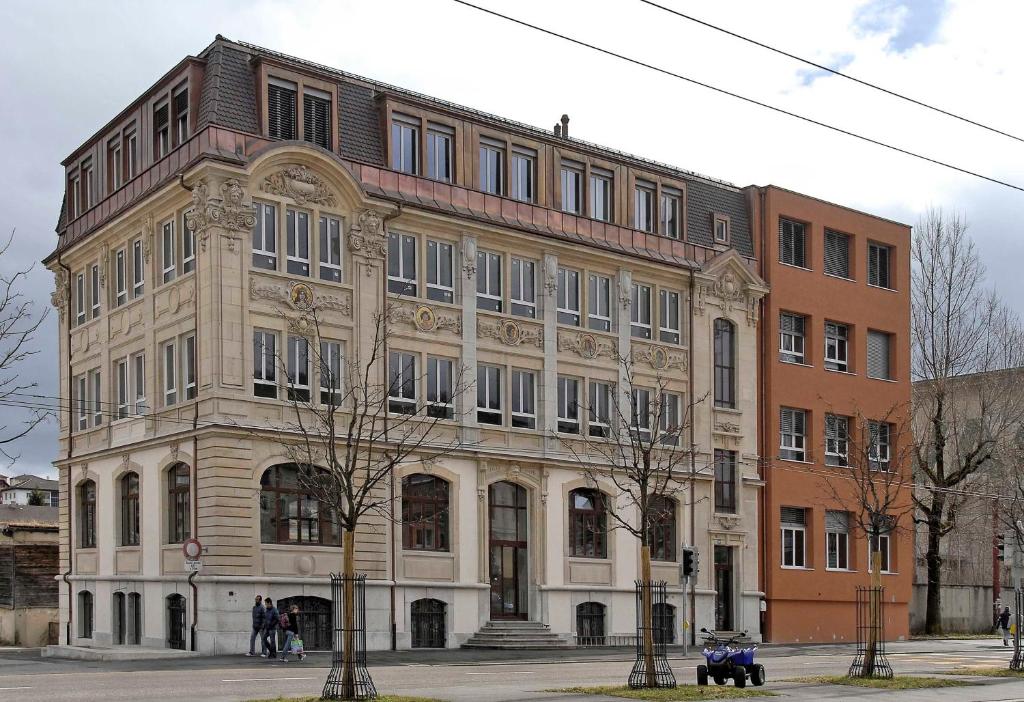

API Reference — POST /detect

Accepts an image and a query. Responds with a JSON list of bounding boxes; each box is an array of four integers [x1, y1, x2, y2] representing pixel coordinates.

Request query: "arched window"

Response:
[[410, 598, 446, 648], [113, 592, 126, 645], [576, 602, 606, 644], [78, 480, 96, 549], [260, 464, 341, 545], [167, 463, 190, 544], [120, 472, 140, 546], [78, 590, 94, 639], [647, 496, 676, 562], [127, 592, 142, 645], [713, 318, 736, 409], [653, 603, 676, 644], [569, 488, 607, 558], [167, 594, 186, 650], [277, 596, 331, 651], [402, 474, 450, 552]]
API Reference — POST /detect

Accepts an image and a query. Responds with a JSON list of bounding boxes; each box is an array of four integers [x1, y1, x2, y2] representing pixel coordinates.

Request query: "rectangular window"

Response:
[[132, 239, 144, 297], [75, 273, 85, 326], [561, 163, 583, 214], [426, 356, 454, 419], [391, 116, 419, 174], [387, 232, 417, 295], [557, 376, 580, 434], [659, 289, 680, 344], [268, 78, 298, 140], [660, 188, 681, 238], [867, 330, 892, 380], [870, 532, 892, 573], [132, 352, 146, 414], [779, 312, 806, 364], [590, 169, 612, 221], [825, 414, 849, 466], [253, 330, 278, 399], [162, 342, 177, 406], [511, 369, 536, 429], [286, 336, 310, 402], [714, 449, 737, 513], [826, 510, 849, 570], [75, 375, 87, 431], [286, 209, 311, 276], [779, 218, 807, 268], [388, 351, 417, 414], [476, 250, 502, 312], [479, 140, 504, 195], [319, 215, 342, 282], [824, 322, 849, 372], [162, 220, 176, 283], [90, 264, 101, 319], [302, 88, 331, 150], [252, 202, 278, 270], [510, 257, 536, 318], [90, 369, 102, 426], [181, 212, 195, 274], [426, 124, 453, 182], [868, 242, 892, 288], [426, 239, 453, 303], [588, 381, 613, 438], [869, 421, 891, 471], [510, 149, 535, 203], [635, 182, 654, 232], [588, 274, 611, 332], [183, 335, 196, 400], [714, 216, 730, 244], [659, 392, 681, 445], [630, 282, 652, 339], [116, 359, 129, 420], [781, 506, 807, 568], [125, 129, 138, 179], [631, 387, 651, 439], [824, 229, 850, 278], [108, 139, 123, 192], [557, 267, 580, 326], [780, 407, 807, 461], [173, 85, 189, 145], [319, 340, 342, 406], [154, 102, 170, 158], [69, 174, 80, 219], [115, 249, 127, 306], [477, 365, 502, 425]]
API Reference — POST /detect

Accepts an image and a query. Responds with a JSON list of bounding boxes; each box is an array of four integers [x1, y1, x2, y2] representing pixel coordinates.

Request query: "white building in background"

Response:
[[1, 475, 60, 507]]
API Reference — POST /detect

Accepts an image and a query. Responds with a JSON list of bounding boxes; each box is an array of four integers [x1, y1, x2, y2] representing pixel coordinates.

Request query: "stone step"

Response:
[[462, 640, 574, 649], [462, 619, 574, 649], [481, 620, 551, 628]]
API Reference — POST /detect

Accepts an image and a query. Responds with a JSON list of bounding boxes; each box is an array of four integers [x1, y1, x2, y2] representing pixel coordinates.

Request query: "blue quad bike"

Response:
[[697, 628, 766, 688]]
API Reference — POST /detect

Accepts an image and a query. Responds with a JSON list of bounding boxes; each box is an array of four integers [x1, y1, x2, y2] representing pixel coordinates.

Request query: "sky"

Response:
[[1, 0, 1022, 479]]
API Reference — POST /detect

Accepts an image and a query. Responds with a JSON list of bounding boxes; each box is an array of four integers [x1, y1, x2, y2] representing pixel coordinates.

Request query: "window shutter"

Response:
[[781, 506, 806, 526], [303, 93, 331, 150], [825, 510, 848, 532], [779, 219, 806, 267], [868, 244, 880, 286], [867, 331, 891, 379], [780, 407, 805, 435], [824, 230, 849, 278], [268, 82, 297, 140], [780, 313, 804, 335]]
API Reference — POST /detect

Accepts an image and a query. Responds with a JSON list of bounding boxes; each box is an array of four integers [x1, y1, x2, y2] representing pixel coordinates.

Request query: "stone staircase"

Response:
[[462, 620, 574, 649]]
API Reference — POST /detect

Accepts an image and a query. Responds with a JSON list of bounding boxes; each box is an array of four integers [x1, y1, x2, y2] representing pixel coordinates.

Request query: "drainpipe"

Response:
[[180, 173, 200, 652], [757, 187, 770, 641], [59, 254, 74, 645], [687, 270, 696, 646]]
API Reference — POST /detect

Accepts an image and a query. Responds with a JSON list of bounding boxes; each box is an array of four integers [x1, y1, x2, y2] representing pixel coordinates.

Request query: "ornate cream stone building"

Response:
[[46, 37, 767, 652]]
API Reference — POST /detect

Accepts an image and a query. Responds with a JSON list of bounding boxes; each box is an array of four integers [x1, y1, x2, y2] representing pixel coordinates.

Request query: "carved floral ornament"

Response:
[[479, 318, 542, 348], [632, 344, 687, 372], [695, 266, 765, 326], [249, 277, 353, 325], [558, 331, 613, 360], [185, 178, 257, 252], [389, 302, 462, 336], [261, 165, 337, 207], [50, 268, 69, 321], [347, 209, 387, 260]]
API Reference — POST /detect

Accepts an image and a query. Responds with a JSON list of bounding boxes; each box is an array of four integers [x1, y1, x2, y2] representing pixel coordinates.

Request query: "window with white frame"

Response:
[[824, 321, 849, 372], [825, 414, 849, 467], [161, 220, 176, 283], [588, 273, 611, 332], [69, 172, 81, 220], [825, 510, 850, 570], [869, 529, 892, 573], [561, 162, 583, 214], [714, 215, 730, 244], [82, 159, 95, 209], [511, 148, 535, 203], [154, 101, 170, 158], [479, 139, 504, 195], [510, 257, 536, 318], [824, 229, 850, 278], [426, 356, 454, 419], [780, 407, 807, 461], [286, 335, 310, 402], [125, 128, 138, 180], [867, 330, 892, 380], [557, 376, 580, 434], [868, 242, 892, 289], [659, 289, 680, 344], [477, 365, 502, 425], [779, 312, 806, 364], [631, 282, 652, 339], [391, 115, 419, 174], [132, 239, 144, 298], [181, 212, 195, 274], [631, 387, 651, 439], [253, 330, 278, 399], [588, 381, 613, 438], [286, 209, 311, 276], [511, 369, 536, 429], [74, 374, 88, 431], [426, 239, 453, 303], [183, 335, 196, 401], [252, 202, 278, 270], [659, 392, 681, 446], [89, 369, 102, 426], [90, 264, 101, 319], [635, 182, 655, 232], [660, 187, 681, 238], [75, 272, 85, 326], [781, 506, 807, 568], [173, 84, 189, 145], [116, 356, 143, 420], [132, 352, 146, 414], [868, 421, 891, 471], [388, 232, 417, 295], [115, 248, 127, 306], [557, 267, 580, 326], [116, 359, 130, 419], [590, 168, 612, 221], [388, 351, 417, 414], [476, 250, 502, 312], [426, 124, 453, 182], [779, 218, 807, 268], [319, 340, 342, 405], [162, 341, 177, 406], [319, 215, 342, 283]]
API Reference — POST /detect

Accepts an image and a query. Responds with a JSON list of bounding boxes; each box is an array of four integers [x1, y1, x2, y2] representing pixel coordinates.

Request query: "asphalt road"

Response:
[[1, 639, 1022, 701]]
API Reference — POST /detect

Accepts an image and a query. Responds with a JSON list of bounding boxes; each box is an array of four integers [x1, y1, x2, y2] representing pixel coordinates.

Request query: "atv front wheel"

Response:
[[750, 664, 766, 686], [713, 675, 726, 685], [696, 664, 708, 686], [733, 664, 746, 688]]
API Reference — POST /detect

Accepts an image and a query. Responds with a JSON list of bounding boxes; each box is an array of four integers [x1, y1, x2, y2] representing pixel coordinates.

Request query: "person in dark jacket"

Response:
[[279, 605, 306, 662], [1000, 607, 1012, 646], [262, 597, 280, 658], [247, 595, 266, 656]]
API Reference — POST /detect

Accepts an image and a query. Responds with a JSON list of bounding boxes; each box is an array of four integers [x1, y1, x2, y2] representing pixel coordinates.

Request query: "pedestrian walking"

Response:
[[1000, 606, 1012, 646], [247, 595, 266, 656], [279, 605, 306, 662], [262, 597, 280, 659]]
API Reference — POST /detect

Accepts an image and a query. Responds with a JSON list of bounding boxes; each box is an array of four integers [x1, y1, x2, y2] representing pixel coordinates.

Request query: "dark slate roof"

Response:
[[197, 44, 259, 134], [687, 180, 753, 257], [339, 82, 383, 164]]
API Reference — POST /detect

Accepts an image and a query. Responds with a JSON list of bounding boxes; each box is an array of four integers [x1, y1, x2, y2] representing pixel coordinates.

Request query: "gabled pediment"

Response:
[[694, 249, 769, 325]]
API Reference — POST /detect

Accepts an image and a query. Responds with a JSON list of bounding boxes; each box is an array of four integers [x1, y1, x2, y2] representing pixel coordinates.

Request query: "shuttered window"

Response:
[[268, 79, 297, 140], [779, 312, 806, 363], [867, 331, 891, 380], [868, 421, 891, 471], [825, 414, 848, 466], [824, 229, 850, 278], [779, 218, 806, 268], [780, 407, 806, 461], [826, 510, 849, 569], [781, 506, 806, 568], [303, 89, 331, 150], [868, 242, 892, 288]]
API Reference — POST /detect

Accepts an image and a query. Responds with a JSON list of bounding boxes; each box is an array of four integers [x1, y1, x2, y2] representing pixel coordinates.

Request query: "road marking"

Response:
[[465, 671, 534, 675], [0, 688, 33, 691], [221, 677, 315, 682]]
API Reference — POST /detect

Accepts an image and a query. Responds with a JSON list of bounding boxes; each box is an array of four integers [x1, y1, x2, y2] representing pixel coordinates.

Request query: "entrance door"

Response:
[[714, 545, 734, 631], [489, 482, 528, 619]]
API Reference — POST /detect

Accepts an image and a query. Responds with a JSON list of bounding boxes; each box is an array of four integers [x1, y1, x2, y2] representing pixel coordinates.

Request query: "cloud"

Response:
[[855, 0, 950, 52], [796, 54, 856, 86]]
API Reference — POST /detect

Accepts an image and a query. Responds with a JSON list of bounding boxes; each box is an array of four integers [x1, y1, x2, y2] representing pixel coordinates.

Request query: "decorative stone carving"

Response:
[[715, 420, 741, 434], [479, 318, 543, 348], [99, 244, 108, 288], [632, 344, 687, 372], [262, 165, 336, 206], [558, 331, 614, 360], [618, 278, 632, 309], [390, 303, 461, 336], [716, 514, 743, 531], [248, 277, 352, 317], [461, 238, 477, 280], [713, 270, 746, 314], [188, 178, 257, 252], [121, 454, 130, 471], [169, 444, 179, 463], [143, 215, 154, 264], [290, 283, 314, 312], [542, 259, 557, 297], [50, 269, 69, 322], [693, 284, 706, 316], [347, 209, 387, 259]]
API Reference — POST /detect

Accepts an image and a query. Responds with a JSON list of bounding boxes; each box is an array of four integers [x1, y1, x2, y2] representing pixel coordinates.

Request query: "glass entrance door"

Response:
[[489, 481, 528, 619], [714, 545, 734, 631]]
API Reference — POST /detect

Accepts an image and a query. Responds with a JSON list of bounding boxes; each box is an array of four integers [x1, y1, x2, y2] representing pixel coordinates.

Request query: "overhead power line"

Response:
[[449, 0, 1024, 194], [637, 0, 1024, 145]]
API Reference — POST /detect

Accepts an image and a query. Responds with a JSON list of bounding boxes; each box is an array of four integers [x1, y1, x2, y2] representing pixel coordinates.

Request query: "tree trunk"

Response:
[[862, 548, 882, 677], [640, 545, 656, 688], [924, 493, 946, 635], [341, 528, 356, 699]]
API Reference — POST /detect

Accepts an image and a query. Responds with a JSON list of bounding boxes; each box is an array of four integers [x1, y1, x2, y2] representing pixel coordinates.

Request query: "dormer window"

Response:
[[479, 138, 505, 195], [172, 84, 189, 145], [714, 214, 731, 244], [125, 127, 138, 180], [81, 159, 95, 210], [303, 87, 331, 150], [69, 172, 81, 219], [154, 101, 170, 159], [108, 139, 122, 192], [268, 78, 298, 140], [660, 187, 681, 239], [391, 114, 419, 174], [634, 181, 655, 233]]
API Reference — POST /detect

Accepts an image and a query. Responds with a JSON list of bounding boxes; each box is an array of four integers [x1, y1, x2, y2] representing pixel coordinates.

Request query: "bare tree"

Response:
[[558, 352, 703, 688], [911, 209, 1024, 634]]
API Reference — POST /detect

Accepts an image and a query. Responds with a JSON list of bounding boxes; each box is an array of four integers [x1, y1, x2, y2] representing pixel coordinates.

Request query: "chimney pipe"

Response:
[[560, 114, 570, 138], [554, 123, 561, 137]]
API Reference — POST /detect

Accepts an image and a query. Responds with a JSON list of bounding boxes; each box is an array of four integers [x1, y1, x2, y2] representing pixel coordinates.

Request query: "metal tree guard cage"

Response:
[[1011, 589, 1024, 670], [627, 580, 676, 689], [848, 586, 893, 679], [322, 573, 377, 700]]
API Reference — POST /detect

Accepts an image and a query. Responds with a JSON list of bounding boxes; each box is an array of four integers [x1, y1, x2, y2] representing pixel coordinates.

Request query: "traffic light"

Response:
[[682, 546, 699, 578], [998, 534, 1006, 562]]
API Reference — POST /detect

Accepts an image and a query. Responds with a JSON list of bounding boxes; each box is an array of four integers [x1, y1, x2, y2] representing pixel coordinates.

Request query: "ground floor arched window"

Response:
[[78, 591, 93, 639], [113, 592, 126, 644], [127, 592, 142, 645], [277, 595, 332, 651], [167, 594, 186, 650], [410, 598, 446, 649], [653, 602, 676, 644], [576, 601, 606, 645]]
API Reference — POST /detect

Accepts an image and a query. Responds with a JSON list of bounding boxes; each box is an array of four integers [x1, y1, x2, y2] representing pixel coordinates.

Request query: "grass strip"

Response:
[[552, 685, 776, 699], [945, 667, 1024, 677], [782, 675, 968, 690], [245, 697, 445, 702]]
